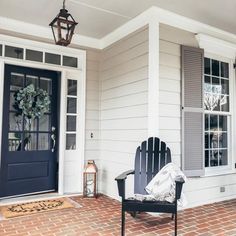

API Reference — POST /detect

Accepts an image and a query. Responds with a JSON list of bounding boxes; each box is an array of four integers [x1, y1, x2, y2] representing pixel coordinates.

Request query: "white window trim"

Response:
[[204, 53, 235, 176]]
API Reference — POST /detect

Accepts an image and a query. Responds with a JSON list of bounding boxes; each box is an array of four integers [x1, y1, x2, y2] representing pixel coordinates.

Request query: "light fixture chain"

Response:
[[63, 0, 66, 9]]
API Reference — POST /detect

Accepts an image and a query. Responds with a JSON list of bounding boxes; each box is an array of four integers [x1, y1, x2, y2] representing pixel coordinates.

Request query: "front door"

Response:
[[0, 64, 60, 198]]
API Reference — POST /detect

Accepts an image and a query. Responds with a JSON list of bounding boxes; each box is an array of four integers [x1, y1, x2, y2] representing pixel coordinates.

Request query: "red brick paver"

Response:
[[0, 195, 236, 235]]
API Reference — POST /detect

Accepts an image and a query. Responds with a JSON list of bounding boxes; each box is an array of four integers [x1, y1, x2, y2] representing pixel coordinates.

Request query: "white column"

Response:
[[148, 20, 160, 137]]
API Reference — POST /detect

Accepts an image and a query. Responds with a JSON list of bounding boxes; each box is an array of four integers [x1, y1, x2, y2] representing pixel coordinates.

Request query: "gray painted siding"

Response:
[[99, 27, 149, 198]]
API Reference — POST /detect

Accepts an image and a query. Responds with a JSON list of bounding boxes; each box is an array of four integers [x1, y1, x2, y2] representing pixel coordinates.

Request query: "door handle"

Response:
[[51, 126, 56, 152]]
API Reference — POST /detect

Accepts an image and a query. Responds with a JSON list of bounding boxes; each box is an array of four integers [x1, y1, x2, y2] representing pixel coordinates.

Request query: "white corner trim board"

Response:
[[148, 20, 159, 137], [2, 6, 236, 50], [196, 34, 236, 59]]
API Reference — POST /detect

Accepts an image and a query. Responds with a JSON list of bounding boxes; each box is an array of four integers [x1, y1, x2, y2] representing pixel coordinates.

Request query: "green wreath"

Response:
[[14, 84, 51, 120]]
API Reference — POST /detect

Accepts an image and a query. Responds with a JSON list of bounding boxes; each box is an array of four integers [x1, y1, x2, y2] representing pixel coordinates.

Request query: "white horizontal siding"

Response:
[[159, 23, 236, 208], [84, 49, 100, 167], [100, 27, 149, 198], [159, 25, 183, 163], [101, 92, 148, 110]]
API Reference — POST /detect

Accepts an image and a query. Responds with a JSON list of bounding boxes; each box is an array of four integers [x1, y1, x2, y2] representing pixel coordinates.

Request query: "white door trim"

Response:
[[0, 38, 86, 196]]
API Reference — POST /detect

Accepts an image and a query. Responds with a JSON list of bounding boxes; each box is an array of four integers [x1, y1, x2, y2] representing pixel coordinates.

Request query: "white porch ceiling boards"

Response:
[[0, 0, 236, 39]]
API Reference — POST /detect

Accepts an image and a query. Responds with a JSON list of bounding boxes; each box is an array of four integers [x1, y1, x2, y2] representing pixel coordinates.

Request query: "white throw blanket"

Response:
[[135, 163, 187, 206]]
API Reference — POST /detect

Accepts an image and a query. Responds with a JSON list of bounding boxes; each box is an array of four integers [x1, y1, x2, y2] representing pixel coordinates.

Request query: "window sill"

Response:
[[203, 167, 236, 177]]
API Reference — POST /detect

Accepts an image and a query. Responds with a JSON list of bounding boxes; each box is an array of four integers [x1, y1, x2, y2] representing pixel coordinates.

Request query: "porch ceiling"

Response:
[[0, 0, 236, 39]]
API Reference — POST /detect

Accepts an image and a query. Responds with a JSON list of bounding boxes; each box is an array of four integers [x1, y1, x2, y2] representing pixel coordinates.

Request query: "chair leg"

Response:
[[121, 209, 125, 236], [174, 212, 177, 236]]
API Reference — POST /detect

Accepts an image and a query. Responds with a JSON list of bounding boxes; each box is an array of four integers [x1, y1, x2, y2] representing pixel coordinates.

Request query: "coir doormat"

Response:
[[0, 198, 75, 218]]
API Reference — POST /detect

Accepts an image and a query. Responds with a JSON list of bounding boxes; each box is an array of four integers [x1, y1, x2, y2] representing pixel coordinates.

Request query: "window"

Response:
[[204, 57, 230, 168], [66, 79, 78, 150]]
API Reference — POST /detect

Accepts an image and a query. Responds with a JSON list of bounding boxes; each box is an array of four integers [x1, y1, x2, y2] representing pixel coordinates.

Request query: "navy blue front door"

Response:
[[0, 64, 60, 197]]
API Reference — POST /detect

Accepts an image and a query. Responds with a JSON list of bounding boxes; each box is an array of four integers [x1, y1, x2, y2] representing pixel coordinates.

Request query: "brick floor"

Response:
[[0, 195, 236, 235]]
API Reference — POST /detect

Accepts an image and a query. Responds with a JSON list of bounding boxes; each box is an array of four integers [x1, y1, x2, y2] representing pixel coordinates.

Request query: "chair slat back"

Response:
[[134, 137, 171, 194]]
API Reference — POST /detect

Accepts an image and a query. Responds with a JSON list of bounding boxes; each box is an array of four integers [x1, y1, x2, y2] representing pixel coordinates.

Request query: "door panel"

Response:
[[0, 64, 60, 197]]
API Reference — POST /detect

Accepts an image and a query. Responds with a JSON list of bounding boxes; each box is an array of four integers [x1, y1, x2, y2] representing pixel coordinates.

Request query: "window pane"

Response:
[[210, 150, 218, 166], [67, 97, 77, 113], [10, 73, 24, 91], [25, 75, 38, 88], [45, 52, 61, 65], [24, 133, 37, 151], [205, 132, 210, 148], [221, 79, 229, 95], [63, 56, 78, 68], [219, 133, 227, 148], [221, 149, 228, 165], [66, 134, 76, 150], [24, 118, 37, 131], [204, 76, 211, 92], [66, 116, 76, 131], [204, 58, 210, 75], [212, 59, 219, 76], [212, 94, 220, 111], [38, 133, 49, 150], [9, 92, 17, 111], [205, 114, 209, 131], [205, 150, 209, 167], [5, 46, 23, 59], [210, 132, 218, 148], [221, 95, 229, 112], [26, 49, 43, 62], [219, 116, 227, 131], [221, 62, 229, 78], [210, 115, 217, 131], [0, 45, 2, 56], [67, 79, 77, 96], [8, 132, 21, 151], [9, 113, 23, 131], [40, 78, 52, 94], [39, 115, 50, 132], [212, 77, 220, 94]]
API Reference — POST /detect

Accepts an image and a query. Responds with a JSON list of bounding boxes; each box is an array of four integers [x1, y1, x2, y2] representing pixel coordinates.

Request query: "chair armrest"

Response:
[[115, 170, 134, 199], [115, 170, 134, 181], [175, 176, 185, 200]]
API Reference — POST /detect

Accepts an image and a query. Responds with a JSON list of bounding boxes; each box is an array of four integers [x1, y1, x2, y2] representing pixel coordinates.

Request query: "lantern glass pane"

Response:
[[5, 46, 23, 59], [0, 45, 2, 56], [85, 173, 95, 197]]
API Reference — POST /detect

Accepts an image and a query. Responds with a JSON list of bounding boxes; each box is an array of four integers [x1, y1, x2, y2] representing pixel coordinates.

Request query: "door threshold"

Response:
[[0, 192, 82, 206]]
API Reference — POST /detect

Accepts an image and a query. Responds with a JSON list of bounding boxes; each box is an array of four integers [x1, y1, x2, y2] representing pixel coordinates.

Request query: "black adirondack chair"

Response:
[[115, 137, 185, 236]]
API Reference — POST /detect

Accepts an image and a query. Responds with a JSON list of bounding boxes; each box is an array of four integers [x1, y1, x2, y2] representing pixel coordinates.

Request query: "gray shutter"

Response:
[[181, 45, 204, 177]]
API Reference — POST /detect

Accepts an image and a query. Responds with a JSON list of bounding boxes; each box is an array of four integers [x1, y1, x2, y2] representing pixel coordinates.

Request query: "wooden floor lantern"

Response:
[[83, 160, 98, 198]]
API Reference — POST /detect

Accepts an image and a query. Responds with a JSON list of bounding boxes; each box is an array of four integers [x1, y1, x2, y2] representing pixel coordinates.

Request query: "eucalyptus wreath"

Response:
[[14, 84, 51, 120]]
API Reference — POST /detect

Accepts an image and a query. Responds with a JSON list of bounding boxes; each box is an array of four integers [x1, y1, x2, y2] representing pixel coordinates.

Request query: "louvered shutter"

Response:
[[181, 45, 204, 177]]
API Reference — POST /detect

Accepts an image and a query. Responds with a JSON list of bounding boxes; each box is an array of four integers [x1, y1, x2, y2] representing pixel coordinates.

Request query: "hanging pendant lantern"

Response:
[[49, 0, 78, 46]]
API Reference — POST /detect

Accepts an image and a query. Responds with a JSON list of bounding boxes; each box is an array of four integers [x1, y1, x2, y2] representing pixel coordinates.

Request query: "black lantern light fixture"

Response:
[[49, 0, 78, 46]]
